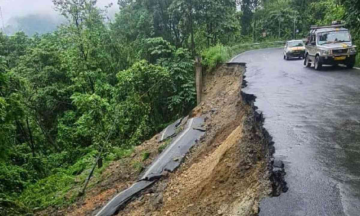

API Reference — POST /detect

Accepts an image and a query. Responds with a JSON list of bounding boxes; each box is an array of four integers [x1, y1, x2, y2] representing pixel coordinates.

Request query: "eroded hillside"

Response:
[[115, 64, 274, 216], [41, 63, 279, 216]]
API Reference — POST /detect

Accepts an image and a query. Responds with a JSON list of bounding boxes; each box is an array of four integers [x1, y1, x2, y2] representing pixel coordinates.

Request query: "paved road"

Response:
[[141, 117, 205, 180], [232, 48, 360, 216], [158, 118, 183, 142]]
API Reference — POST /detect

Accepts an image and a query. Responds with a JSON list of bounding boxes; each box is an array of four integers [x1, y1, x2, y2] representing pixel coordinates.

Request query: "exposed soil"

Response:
[[41, 63, 275, 216], [116, 64, 273, 216]]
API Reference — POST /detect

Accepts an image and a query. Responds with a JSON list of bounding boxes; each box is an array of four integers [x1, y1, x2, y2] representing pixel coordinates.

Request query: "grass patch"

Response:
[[158, 138, 172, 153], [142, 152, 151, 161], [132, 161, 145, 173], [158, 144, 167, 154]]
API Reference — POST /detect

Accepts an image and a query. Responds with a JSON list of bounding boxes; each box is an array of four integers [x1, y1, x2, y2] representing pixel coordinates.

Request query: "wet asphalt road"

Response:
[[233, 48, 360, 216]]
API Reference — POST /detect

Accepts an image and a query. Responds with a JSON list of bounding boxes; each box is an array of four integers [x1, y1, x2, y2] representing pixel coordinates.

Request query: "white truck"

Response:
[[304, 21, 357, 70]]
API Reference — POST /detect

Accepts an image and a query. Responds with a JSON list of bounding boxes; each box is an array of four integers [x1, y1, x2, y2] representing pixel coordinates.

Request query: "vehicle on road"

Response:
[[284, 40, 305, 60], [304, 21, 357, 70]]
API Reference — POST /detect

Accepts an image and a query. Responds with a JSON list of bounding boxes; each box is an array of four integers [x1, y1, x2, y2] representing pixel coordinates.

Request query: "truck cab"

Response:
[[304, 21, 357, 70]]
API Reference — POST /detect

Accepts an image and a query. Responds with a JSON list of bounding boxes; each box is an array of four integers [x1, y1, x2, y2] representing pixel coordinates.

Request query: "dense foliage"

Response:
[[1, 0, 359, 214]]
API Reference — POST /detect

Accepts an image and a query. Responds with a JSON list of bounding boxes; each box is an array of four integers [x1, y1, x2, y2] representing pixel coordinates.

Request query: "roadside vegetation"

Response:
[[1, 0, 360, 214], [202, 41, 285, 71]]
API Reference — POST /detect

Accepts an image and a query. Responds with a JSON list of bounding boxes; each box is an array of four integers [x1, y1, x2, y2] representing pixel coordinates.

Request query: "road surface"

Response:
[[141, 117, 205, 180], [232, 48, 360, 216], [158, 118, 183, 142]]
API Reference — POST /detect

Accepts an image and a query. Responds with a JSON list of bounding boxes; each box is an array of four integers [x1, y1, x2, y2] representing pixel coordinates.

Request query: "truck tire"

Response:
[[304, 54, 311, 67], [314, 55, 322, 70], [347, 62, 355, 69]]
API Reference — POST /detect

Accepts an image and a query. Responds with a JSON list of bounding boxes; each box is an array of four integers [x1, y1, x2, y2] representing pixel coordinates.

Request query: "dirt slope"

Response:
[[116, 64, 273, 216]]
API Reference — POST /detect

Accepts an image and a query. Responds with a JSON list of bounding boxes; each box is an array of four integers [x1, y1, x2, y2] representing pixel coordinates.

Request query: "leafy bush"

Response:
[[163, 48, 196, 116], [15, 145, 136, 211], [0, 163, 28, 198], [201, 44, 231, 71], [115, 60, 172, 146], [17, 149, 100, 209]]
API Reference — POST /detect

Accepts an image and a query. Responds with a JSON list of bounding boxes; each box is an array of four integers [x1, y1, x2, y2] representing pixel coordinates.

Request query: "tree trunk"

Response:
[[35, 116, 60, 152], [253, 14, 256, 42], [188, 1, 196, 57], [26, 118, 36, 157]]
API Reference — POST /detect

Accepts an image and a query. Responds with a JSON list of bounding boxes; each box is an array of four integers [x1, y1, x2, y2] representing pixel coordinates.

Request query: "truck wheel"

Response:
[[347, 62, 355, 69], [304, 55, 311, 67], [314, 56, 322, 70]]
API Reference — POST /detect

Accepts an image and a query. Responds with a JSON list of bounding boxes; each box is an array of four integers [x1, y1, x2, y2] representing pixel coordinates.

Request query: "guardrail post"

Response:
[[195, 56, 202, 105]]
